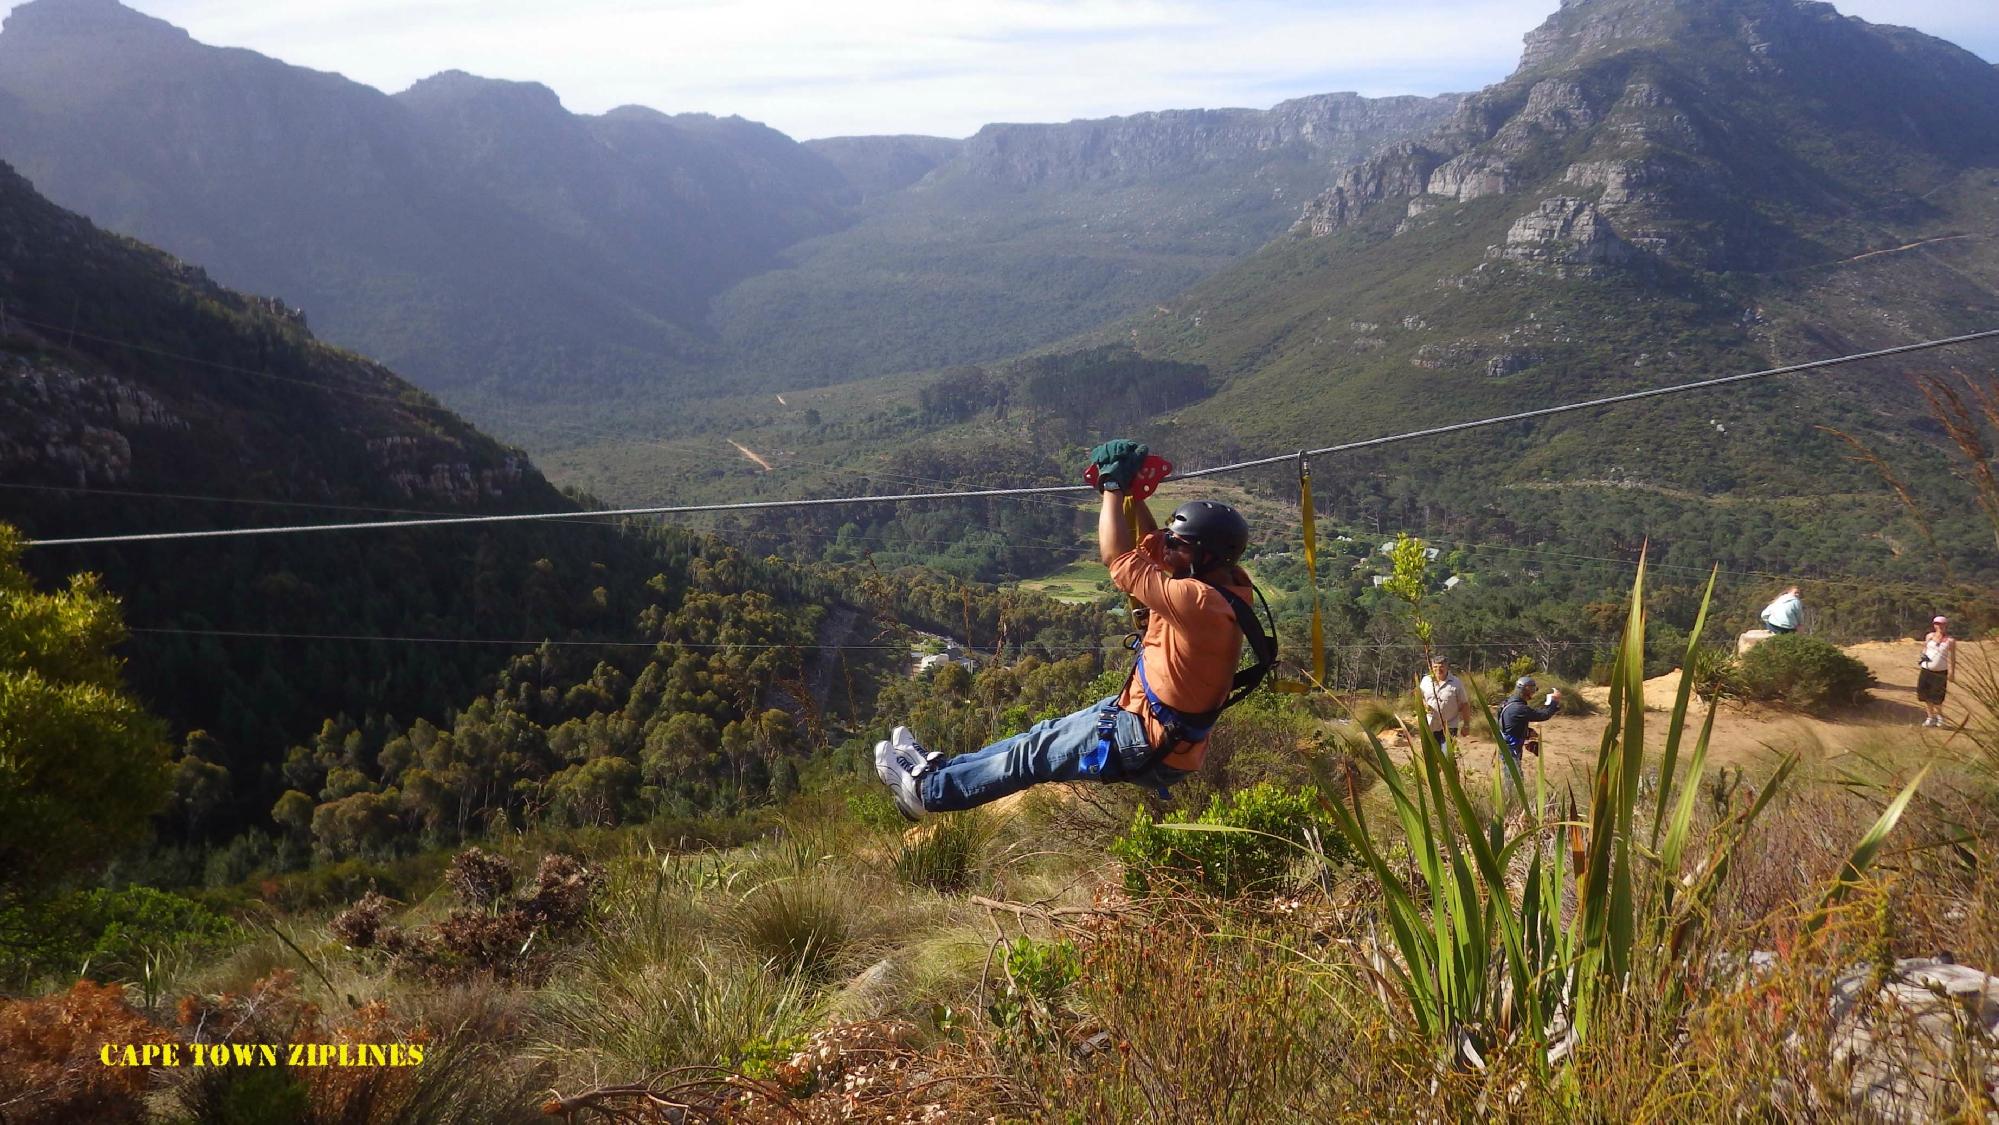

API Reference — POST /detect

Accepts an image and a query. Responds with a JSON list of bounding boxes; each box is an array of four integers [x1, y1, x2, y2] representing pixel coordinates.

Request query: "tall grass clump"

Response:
[[533, 845, 814, 1080], [1309, 557, 1927, 1061], [722, 875, 876, 983], [893, 812, 998, 893], [538, 947, 812, 1079]]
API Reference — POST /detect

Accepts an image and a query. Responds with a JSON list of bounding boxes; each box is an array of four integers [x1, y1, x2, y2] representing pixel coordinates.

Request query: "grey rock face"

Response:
[[1298, 144, 1448, 236], [1428, 153, 1513, 202], [1822, 957, 1999, 1123], [960, 93, 1460, 189], [1489, 197, 1632, 265], [0, 356, 185, 484], [1486, 351, 1543, 378]]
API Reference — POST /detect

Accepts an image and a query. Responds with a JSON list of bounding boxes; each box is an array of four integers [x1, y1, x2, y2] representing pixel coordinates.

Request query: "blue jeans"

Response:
[[919, 695, 1191, 812]]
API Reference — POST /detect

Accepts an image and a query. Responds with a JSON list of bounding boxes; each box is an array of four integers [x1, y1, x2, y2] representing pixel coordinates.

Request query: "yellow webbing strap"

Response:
[[1275, 453, 1324, 693]]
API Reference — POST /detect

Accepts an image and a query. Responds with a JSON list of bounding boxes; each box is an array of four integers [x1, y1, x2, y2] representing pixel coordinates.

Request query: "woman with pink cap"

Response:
[[1917, 616, 1955, 728]]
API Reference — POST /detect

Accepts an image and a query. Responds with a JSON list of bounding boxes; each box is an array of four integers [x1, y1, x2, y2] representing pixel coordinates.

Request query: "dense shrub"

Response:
[[0, 979, 173, 1125], [329, 851, 596, 983], [1112, 783, 1349, 897], [0, 886, 238, 987], [1687, 643, 1744, 702], [1737, 634, 1873, 713]]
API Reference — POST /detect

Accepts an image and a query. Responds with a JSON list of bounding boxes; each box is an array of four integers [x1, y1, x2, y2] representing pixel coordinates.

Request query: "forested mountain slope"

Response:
[[709, 93, 1461, 388], [0, 155, 865, 851]]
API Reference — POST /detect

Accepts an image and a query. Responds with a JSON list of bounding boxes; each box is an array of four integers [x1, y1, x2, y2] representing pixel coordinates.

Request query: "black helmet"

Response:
[[1165, 501, 1249, 568], [1514, 675, 1538, 692]]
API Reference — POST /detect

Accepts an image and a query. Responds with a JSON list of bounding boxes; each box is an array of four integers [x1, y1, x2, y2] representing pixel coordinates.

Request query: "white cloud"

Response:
[[2, 0, 1992, 139]]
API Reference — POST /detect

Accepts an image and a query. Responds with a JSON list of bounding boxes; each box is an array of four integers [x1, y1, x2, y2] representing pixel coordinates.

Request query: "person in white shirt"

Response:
[[1761, 586, 1803, 634], [1917, 615, 1956, 728], [1419, 657, 1470, 745]]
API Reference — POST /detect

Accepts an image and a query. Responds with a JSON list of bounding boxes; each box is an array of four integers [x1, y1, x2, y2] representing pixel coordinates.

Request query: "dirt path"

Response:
[[1838, 234, 1981, 264], [1440, 640, 1991, 790], [728, 438, 774, 472]]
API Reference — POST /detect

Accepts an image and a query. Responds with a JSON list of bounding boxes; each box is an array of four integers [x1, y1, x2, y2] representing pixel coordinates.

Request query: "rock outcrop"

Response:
[[0, 357, 184, 484], [1290, 0, 1999, 276], [959, 92, 1463, 188], [1489, 197, 1632, 266], [1820, 957, 1999, 1123], [960, 93, 1461, 189]]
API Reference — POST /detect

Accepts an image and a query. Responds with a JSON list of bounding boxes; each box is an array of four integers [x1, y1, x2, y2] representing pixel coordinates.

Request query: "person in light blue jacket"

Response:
[[1760, 586, 1803, 634]]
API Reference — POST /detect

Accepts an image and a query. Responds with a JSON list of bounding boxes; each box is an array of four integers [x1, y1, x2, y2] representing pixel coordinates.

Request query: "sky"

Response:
[[8, 0, 1997, 139]]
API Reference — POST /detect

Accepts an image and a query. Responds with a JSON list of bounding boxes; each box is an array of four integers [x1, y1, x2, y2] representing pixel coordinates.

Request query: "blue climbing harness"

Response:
[[1087, 579, 1278, 780]]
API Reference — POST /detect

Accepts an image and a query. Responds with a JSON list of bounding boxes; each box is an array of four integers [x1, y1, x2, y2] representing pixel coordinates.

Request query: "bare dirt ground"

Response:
[[1443, 639, 1992, 790], [933, 641, 1991, 824], [727, 438, 774, 471]]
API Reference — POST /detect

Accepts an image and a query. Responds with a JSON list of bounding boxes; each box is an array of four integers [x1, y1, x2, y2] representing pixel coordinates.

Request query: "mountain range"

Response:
[[5, 0, 1998, 592], [0, 0, 1456, 425], [1132, 0, 1999, 484], [0, 146, 622, 764], [549, 0, 1999, 590]]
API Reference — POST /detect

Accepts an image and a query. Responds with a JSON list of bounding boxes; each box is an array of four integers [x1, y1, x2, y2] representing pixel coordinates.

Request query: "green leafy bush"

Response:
[[1737, 634, 1872, 713], [846, 788, 907, 833], [988, 936, 1080, 1040], [0, 886, 238, 985], [1111, 783, 1348, 897]]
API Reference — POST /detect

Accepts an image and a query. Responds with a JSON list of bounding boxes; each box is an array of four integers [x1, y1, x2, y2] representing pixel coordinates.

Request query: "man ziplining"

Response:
[[875, 440, 1273, 820]]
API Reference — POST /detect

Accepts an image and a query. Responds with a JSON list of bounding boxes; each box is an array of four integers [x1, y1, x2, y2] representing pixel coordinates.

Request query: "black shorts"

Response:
[[1917, 668, 1949, 705]]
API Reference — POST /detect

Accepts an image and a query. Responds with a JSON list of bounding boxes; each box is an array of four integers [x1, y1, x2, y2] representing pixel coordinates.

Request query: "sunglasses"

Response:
[[1163, 532, 1194, 551]]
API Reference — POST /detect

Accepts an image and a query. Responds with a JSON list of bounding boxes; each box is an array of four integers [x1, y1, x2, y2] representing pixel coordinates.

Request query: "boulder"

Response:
[[1825, 957, 1999, 1123]]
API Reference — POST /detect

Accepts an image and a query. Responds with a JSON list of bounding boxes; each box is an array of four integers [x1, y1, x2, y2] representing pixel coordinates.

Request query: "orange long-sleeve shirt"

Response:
[[1107, 530, 1250, 770]]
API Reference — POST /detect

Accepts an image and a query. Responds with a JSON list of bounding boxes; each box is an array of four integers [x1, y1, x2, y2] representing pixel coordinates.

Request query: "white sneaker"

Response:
[[874, 727, 936, 821], [892, 726, 942, 771]]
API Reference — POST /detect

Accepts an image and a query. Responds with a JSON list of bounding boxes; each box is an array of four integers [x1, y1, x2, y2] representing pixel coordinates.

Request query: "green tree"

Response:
[[165, 732, 232, 843], [1380, 533, 1435, 658], [0, 523, 170, 902], [310, 790, 401, 861], [271, 789, 315, 845]]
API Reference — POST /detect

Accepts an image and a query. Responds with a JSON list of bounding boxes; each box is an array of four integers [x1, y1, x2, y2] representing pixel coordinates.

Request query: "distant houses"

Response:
[[911, 635, 977, 676]]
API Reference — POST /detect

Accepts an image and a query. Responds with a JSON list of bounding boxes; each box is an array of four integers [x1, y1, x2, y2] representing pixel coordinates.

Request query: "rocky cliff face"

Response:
[[960, 93, 1460, 188], [0, 356, 185, 485], [1295, 0, 1999, 274]]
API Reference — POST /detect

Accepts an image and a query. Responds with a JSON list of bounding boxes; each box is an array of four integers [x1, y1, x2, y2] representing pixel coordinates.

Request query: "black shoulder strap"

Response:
[[1203, 580, 1278, 707]]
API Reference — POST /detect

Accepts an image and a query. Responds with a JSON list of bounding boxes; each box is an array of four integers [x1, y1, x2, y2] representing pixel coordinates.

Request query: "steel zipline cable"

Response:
[[23, 328, 1999, 550]]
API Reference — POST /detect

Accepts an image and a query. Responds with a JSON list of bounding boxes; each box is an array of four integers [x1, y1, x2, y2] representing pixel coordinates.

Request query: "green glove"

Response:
[[1088, 439, 1148, 491]]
